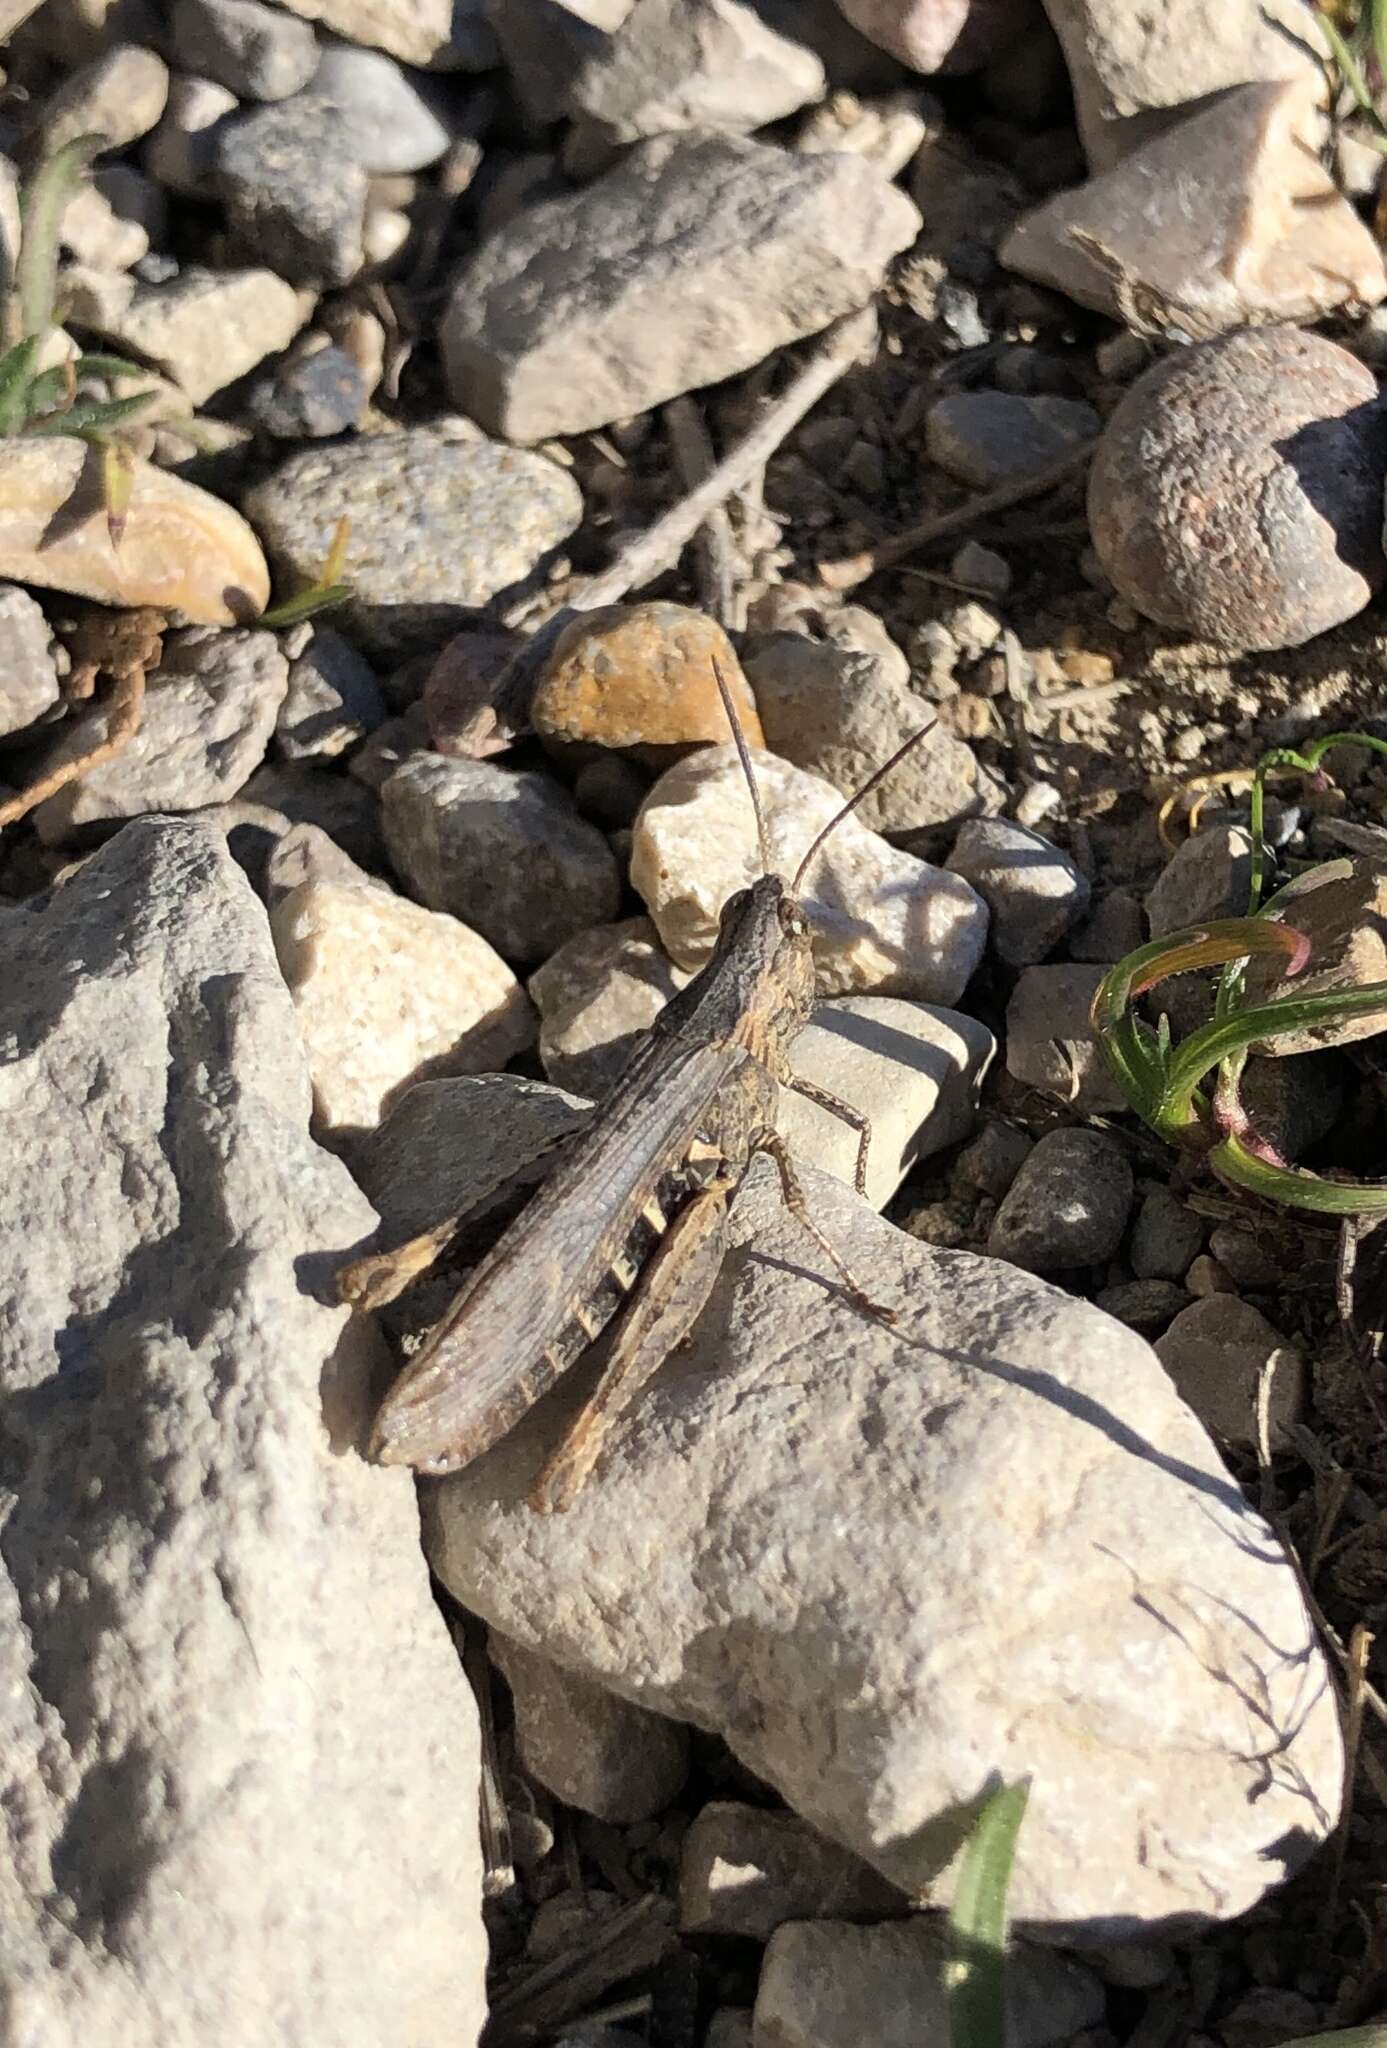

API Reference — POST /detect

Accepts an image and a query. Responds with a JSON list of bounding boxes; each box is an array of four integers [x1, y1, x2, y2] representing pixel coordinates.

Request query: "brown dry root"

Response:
[[0, 606, 164, 829]]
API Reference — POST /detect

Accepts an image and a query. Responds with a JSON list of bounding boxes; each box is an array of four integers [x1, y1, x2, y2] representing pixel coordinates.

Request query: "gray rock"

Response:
[[240, 761, 384, 871], [64, 264, 310, 407], [424, 1142, 1341, 1933], [925, 390, 1099, 489], [0, 818, 485, 2047], [744, 629, 998, 832], [1039, 0, 1322, 169], [952, 1117, 1031, 1197], [485, 0, 657, 124], [1092, 1277, 1191, 1334], [755, 1918, 1102, 2048], [216, 94, 368, 285], [382, 753, 622, 966], [680, 1802, 902, 1939], [313, 38, 454, 170], [1207, 1224, 1279, 1291], [1238, 1050, 1346, 1165], [276, 626, 386, 762], [34, 627, 288, 845], [0, 582, 60, 737], [247, 343, 367, 438], [142, 72, 239, 198], [987, 1126, 1133, 1271], [59, 176, 152, 269], [262, 816, 373, 902], [910, 129, 1023, 258], [41, 42, 169, 153], [1130, 1186, 1203, 1281], [270, 0, 497, 69], [1003, 961, 1127, 1114], [1156, 1295, 1306, 1447], [1068, 886, 1143, 963], [566, 0, 827, 147], [1146, 825, 1251, 936], [707, 2012, 753, 2048], [531, 915, 692, 1099], [442, 133, 921, 442], [946, 817, 1090, 966], [170, 0, 320, 100], [831, 0, 1032, 74], [244, 429, 583, 658], [491, 1631, 689, 1822]]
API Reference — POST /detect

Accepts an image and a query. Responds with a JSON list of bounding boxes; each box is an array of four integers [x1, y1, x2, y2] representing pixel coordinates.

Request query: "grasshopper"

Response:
[[341, 672, 931, 1513]]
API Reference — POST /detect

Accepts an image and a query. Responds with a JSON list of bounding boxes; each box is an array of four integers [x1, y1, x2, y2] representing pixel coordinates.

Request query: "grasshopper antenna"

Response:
[[792, 721, 938, 894], [711, 655, 774, 879]]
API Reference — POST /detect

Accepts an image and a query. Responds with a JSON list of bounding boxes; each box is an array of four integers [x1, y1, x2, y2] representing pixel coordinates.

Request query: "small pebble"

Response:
[[490, 1632, 688, 1824], [275, 627, 385, 763], [216, 94, 369, 286], [170, 0, 319, 101], [271, 875, 536, 1134], [953, 1118, 1032, 1198], [0, 584, 61, 737], [383, 754, 622, 967], [679, 1802, 902, 1941], [245, 429, 582, 660], [1145, 826, 1251, 937], [1185, 1254, 1236, 1299], [631, 744, 989, 1004], [1130, 1188, 1204, 1282], [43, 43, 170, 154], [1241, 857, 1387, 1053], [925, 391, 1099, 490], [313, 39, 454, 172], [1155, 1296, 1305, 1446], [1207, 1226, 1280, 1291], [34, 627, 286, 845], [1092, 1279, 1192, 1334], [951, 539, 1011, 598], [1004, 963, 1127, 1114], [1068, 889, 1143, 964], [532, 603, 762, 755], [248, 344, 367, 440], [143, 74, 239, 198], [987, 1127, 1134, 1272], [946, 817, 1090, 966]]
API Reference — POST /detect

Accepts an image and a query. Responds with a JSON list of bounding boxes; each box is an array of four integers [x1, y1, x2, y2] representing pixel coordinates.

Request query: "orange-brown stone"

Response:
[[532, 602, 763, 756]]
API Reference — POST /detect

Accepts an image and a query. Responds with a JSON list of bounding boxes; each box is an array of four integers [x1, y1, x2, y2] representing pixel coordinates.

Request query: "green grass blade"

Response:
[[946, 1779, 1031, 2048], [69, 351, 152, 383], [17, 133, 107, 339], [23, 390, 157, 437], [1213, 1136, 1387, 1216], [0, 332, 42, 434], [258, 582, 352, 628]]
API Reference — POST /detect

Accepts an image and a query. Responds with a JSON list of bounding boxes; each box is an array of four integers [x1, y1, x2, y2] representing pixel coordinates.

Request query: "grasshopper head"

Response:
[[714, 872, 816, 1062]]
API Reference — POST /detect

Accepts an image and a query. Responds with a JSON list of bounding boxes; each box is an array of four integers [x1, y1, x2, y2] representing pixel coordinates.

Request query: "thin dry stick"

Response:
[[663, 393, 740, 629], [1321, 1621, 1374, 1947], [0, 660, 145, 828], [469, 306, 878, 751], [817, 438, 1095, 592]]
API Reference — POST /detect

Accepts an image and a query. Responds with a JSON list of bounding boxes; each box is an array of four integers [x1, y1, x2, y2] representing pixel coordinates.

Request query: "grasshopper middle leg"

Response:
[[752, 1128, 896, 1324]]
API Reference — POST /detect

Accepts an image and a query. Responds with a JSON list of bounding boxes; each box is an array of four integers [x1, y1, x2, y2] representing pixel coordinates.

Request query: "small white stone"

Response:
[[631, 744, 988, 1003], [271, 876, 536, 1133], [1155, 1295, 1305, 1447]]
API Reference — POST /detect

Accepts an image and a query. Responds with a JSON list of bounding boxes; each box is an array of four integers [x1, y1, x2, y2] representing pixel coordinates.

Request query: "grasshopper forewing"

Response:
[[348, 684, 932, 1512]]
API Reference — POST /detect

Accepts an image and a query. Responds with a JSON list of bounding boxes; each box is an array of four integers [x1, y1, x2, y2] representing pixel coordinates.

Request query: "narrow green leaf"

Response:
[[69, 351, 152, 383], [16, 133, 107, 340], [1320, 9, 1380, 118], [1373, 0, 1387, 94], [23, 389, 157, 437], [1273, 2029, 1387, 2048], [1214, 1135, 1387, 1217], [0, 332, 42, 434], [259, 581, 352, 629], [946, 1780, 1031, 2048]]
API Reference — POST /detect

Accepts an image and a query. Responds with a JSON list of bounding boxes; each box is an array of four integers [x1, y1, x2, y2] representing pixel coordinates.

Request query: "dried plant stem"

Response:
[[817, 439, 1095, 591], [0, 660, 145, 828], [663, 393, 740, 629]]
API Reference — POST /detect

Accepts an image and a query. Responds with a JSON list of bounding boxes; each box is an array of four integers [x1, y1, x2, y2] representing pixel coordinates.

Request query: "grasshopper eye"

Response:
[[781, 904, 809, 939]]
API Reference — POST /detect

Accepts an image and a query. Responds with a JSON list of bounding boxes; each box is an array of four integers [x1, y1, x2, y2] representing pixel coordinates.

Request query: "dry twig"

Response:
[[0, 607, 164, 830]]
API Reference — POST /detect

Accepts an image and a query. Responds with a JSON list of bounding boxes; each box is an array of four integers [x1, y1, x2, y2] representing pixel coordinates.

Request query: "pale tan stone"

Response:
[[271, 877, 537, 1134], [0, 436, 269, 622], [1002, 78, 1385, 337]]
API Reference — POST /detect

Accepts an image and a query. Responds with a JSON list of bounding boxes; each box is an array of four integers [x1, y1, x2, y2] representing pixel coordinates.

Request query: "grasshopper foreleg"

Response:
[[752, 1129, 896, 1324], [529, 1179, 735, 1514], [781, 1074, 872, 1197]]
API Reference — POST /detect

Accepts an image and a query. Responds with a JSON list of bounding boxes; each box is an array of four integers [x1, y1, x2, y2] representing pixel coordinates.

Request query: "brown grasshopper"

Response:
[[341, 673, 932, 1513]]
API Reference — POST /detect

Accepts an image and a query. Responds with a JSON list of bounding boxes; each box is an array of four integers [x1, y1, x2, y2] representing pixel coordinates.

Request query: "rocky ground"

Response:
[[5, 1, 1387, 2044]]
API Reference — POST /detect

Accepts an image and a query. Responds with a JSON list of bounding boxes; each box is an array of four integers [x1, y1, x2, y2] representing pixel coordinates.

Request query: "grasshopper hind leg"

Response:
[[530, 1180, 734, 1514]]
